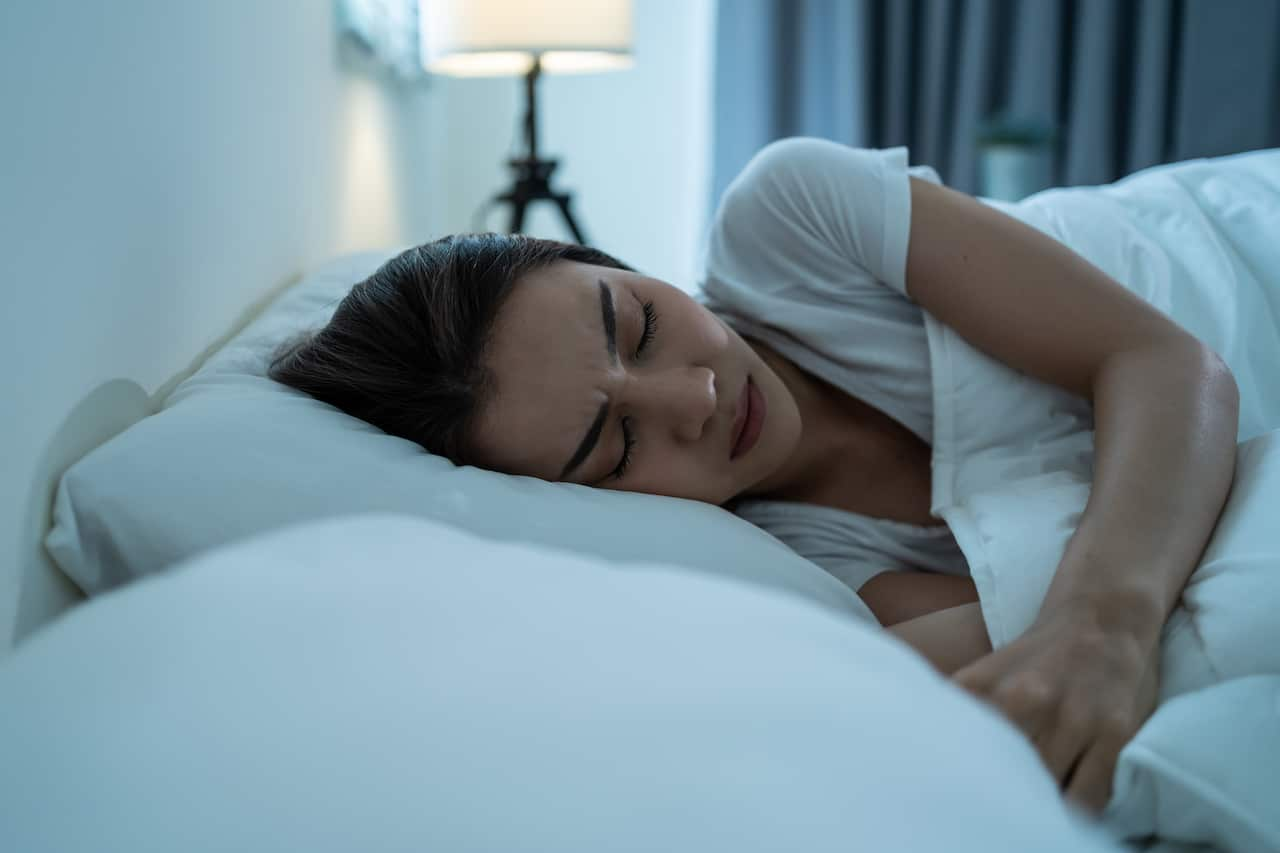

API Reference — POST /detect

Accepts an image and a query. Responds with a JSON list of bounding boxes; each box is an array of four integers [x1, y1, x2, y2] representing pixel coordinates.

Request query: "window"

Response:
[[336, 0, 424, 79]]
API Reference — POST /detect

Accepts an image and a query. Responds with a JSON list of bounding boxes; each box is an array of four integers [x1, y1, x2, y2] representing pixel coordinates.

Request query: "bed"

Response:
[[3, 146, 1279, 852]]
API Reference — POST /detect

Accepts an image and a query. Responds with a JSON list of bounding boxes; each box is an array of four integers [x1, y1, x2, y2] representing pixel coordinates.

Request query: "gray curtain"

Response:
[[711, 0, 1280, 205]]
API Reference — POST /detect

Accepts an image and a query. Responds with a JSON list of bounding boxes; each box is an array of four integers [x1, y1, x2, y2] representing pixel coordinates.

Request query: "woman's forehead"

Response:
[[475, 265, 614, 476], [489, 264, 614, 372]]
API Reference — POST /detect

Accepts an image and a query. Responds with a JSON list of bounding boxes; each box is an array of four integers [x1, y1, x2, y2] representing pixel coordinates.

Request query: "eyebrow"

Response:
[[558, 279, 620, 481]]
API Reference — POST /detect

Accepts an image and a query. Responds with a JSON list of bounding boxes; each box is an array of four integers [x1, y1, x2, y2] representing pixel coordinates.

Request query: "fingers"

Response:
[[963, 665, 1100, 794], [948, 619, 1154, 818], [1064, 709, 1135, 813], [1064, 742, 1119, 814], [954, 660, 1063, 751], [1033, 715, 1091, 785]]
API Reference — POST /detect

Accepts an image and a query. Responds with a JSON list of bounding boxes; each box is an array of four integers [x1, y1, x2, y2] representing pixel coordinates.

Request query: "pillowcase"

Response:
[[3, 514, 1124, 853], [45, 250, 876, 625]]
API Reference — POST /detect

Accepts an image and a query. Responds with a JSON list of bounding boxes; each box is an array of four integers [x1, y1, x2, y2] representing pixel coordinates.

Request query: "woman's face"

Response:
[[470, 260, 803, 505]]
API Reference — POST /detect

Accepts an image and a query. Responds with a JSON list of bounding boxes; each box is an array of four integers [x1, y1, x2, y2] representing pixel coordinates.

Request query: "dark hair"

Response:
[[268, 232, 634, 467]]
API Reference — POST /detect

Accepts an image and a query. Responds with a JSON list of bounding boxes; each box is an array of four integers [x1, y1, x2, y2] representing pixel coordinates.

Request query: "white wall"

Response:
[[0, 1, 443, 652], [428, 0, 715, 290]]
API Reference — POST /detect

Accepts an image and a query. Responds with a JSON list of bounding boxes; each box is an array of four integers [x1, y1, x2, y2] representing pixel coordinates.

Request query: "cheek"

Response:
[[618, 446, 712, 500], [683, 303, 731, 354], [673, 444, 737, 499]]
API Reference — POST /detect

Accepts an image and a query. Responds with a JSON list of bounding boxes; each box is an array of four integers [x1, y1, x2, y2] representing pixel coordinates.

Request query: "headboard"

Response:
[[1, 3, 437, 655]]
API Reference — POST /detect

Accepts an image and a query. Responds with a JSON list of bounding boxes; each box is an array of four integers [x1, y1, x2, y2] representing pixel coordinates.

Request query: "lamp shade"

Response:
[[420, 0, 633, 76]]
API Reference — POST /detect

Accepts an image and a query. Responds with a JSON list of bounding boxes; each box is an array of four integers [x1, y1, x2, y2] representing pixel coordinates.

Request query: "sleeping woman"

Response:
[[268, 137, 1240, 813]]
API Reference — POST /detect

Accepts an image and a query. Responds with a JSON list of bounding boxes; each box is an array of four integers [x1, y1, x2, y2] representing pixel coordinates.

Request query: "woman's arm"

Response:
[[887, 602, 992, 675], [858, 571, 992, 675], [858, 571, 980, 627]]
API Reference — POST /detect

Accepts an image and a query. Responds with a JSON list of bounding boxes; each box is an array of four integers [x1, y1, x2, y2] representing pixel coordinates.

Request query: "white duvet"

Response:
[[929, 149, 1280, 850]]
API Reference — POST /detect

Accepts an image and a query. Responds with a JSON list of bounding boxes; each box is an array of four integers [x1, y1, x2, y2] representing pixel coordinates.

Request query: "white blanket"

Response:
[[950, 434, 1280, 851], [923, 148, 1280, 851]]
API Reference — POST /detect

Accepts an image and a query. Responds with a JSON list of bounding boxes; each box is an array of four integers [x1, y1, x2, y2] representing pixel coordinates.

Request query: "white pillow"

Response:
[[45, 250, 875, 625], [2, 514, 1122, 853]]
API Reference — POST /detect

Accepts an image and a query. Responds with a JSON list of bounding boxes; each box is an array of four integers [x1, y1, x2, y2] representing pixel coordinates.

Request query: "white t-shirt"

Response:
[[695, 137, 971, 593]]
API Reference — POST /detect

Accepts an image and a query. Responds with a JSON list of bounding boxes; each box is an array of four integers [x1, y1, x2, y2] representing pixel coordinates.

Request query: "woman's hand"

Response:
[[950, 602, 1160, 814]]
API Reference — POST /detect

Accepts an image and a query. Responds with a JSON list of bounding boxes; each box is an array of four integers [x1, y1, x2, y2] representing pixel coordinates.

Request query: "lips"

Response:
[[729, 378, 750, 459], [730, 376, 764, 460]]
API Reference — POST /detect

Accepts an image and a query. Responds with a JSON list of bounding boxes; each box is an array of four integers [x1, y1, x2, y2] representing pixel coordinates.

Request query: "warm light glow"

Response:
[[421, 0, 633, 77], [540, 51, 633, 74], [427, 50, 633, 77], [337, 75, 399, 251], [427, 51, 536, 77]]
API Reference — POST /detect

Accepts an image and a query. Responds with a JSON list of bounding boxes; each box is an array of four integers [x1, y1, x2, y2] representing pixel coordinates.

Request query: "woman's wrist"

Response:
[[1043, 581, 1166, 653]]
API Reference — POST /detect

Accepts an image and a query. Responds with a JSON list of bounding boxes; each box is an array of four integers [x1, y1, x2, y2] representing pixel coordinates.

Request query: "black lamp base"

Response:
[[490, 55, 590, 247], [494, 155, 588, 245]]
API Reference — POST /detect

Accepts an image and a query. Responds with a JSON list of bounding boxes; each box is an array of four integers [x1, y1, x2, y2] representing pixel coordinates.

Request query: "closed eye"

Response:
[[609, 416, 636, 480], [607, 296, 659, 482], [636, 299, 658, 358]]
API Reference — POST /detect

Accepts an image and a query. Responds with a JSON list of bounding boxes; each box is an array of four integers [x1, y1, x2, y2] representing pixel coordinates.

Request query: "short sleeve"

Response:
[[704, 137, 943, 301]]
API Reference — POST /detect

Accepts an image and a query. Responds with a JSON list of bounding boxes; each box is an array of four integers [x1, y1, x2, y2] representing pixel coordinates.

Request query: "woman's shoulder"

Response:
[[698, 138, 947, 333], [718, 137, 894, 218]]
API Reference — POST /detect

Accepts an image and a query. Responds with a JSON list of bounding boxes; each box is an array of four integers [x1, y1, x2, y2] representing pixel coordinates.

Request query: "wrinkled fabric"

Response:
[[926, 149, 1280, 852]]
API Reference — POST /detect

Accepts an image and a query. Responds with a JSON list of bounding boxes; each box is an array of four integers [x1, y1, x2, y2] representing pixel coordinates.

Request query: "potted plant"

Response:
[[975, 112, 1059, 201]]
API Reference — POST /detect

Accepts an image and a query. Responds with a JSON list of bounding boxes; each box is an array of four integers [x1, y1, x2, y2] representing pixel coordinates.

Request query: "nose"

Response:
[[627, 365, 717, 442]]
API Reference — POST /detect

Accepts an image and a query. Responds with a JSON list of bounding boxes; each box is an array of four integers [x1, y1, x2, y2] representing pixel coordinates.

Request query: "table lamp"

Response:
[[421, 0, 634, 246]]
